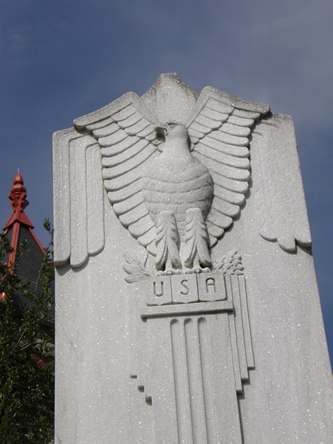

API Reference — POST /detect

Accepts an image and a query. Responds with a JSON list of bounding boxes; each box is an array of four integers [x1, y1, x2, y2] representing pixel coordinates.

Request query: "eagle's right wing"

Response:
[[74, 92, 162, 256], [54, 93, 163, 268]]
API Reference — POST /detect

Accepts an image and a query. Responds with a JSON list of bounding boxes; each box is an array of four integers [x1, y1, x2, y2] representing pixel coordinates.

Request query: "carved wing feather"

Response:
[[209, 173, 249, 193], [252, 114, 312, 252], [53, 129, 105, 268], [195, 145, 250, 169], [213, 185, 245, 206], [102, 144, 155, 178], [195, 152, 250, 180], [200, 137, 249, 157], [101, 139, 150, 167], [74, 92, 160, 254], [188, 88, 269, 246], [107, 179, 142, 202], [118, 202, 149, 227], [91, 122, 118, 137], [228, 115, 255, 127]]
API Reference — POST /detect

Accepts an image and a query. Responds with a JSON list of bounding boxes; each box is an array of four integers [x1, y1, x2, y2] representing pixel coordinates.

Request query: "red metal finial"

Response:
[[3, 171, 33, 231], [8, 171, 29, 210], [2, 172, 45, 271]]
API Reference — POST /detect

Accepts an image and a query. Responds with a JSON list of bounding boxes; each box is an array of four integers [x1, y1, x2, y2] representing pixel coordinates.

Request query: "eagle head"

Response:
[[155, 121, 190, 144]]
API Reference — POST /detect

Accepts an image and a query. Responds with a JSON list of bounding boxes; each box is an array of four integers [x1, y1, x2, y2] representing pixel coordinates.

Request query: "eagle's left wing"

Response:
[[187, 87, 270, 247]]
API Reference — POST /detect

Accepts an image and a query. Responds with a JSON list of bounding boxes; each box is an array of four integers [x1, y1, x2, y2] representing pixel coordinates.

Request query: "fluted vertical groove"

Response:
[[198, 317, 216, 443], [185, 318, 208, 443], [170, 319, 193, 443], [170, 320, 181, 444], [231, 275, 248, 381], [238, 276, 255, 368]]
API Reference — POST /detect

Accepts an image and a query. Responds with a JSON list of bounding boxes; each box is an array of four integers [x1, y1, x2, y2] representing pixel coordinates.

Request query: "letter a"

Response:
[[205, 278, 216, 294]]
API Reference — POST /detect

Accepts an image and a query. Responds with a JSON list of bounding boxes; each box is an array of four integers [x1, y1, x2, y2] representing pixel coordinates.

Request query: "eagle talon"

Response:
[[157, 268, 182, 276], [183, 267, 201, 274]]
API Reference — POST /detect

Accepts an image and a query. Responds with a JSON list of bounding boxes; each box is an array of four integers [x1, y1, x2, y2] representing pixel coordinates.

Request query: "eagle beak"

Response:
[[155, 124, 167, 138]]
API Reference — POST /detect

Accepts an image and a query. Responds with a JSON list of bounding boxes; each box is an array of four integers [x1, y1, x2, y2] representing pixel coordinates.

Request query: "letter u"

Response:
[[153, 281, 164, 297]]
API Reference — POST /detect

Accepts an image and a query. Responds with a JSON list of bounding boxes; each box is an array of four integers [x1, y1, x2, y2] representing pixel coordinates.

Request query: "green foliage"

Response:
[[0, 221, 54, 443]]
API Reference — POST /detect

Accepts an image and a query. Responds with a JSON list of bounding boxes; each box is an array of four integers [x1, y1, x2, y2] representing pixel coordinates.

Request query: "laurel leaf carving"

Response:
[[123, 251, 152, 283]]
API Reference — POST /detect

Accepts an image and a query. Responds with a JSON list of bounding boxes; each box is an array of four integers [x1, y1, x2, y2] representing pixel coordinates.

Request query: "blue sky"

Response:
[[0, 0, 332, 366]]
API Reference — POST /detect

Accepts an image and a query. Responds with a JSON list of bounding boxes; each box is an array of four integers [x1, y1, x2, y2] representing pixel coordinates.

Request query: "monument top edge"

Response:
[[73, 73, 270, 130]]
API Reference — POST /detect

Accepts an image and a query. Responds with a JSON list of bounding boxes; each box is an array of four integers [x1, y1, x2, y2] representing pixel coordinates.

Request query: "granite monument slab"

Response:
[[53, 73, 332, 443]]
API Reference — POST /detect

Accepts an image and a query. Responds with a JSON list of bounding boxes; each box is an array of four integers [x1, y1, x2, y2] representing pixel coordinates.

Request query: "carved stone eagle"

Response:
[[70, 83, 269, 272], [54, 75, 311, 269]]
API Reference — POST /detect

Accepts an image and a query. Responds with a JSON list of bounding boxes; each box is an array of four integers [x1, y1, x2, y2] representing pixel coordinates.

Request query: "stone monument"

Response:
[[53, 73, 332, 443]]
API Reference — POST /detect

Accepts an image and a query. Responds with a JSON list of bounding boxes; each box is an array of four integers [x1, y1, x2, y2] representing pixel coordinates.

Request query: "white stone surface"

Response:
[[54, 73, 332, 443]]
